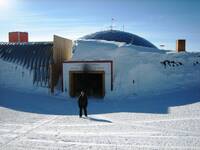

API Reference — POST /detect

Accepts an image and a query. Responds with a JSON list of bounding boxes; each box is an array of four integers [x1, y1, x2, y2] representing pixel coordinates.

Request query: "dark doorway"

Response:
[[69, 71, 105, 97]]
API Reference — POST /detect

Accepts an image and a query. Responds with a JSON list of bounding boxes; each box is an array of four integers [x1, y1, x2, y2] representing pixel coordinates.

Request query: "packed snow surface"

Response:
[[0, 86, 200, 149]]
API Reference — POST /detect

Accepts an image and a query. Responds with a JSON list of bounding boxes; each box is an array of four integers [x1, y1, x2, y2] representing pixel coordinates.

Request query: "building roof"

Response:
[[82, 30, 157, 49], [0, 42, 53, 86]]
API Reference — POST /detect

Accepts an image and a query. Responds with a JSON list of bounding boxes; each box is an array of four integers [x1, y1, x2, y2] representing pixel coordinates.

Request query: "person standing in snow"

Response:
[[78, 91, 88, 118]]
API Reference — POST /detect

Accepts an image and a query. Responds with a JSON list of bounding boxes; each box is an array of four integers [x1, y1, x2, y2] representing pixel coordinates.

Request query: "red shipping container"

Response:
[[9, 32, 28, 43]]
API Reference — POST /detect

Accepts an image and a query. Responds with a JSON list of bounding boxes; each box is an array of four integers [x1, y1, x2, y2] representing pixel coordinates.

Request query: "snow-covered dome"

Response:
[[82, 30, 157, 49]]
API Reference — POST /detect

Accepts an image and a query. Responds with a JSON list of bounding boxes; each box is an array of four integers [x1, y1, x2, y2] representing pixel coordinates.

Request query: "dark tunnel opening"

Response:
[[70, 71, 105, 98]]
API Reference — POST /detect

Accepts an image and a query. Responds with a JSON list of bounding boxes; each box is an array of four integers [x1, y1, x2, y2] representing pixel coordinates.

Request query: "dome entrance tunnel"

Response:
[[69, 71, 105, 97], [63, 60, 113, 98]]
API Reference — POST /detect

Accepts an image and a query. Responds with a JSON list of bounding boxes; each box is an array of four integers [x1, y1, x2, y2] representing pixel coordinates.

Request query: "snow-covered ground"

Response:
[[0, 86, 200, 149]]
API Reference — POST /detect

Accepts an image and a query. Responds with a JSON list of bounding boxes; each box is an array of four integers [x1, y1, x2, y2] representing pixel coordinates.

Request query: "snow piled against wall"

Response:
[[73, 40, 200, 97], [0, 59, 49, 94], [0, 39, 199, 97]]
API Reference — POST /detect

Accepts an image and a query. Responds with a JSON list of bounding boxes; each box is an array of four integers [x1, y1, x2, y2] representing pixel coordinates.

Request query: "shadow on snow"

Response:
[[0, 87, 200, 115]]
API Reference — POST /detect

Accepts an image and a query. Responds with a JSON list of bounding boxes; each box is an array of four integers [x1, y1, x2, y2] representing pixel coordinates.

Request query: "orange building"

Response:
[[9, 32, 28, 43]]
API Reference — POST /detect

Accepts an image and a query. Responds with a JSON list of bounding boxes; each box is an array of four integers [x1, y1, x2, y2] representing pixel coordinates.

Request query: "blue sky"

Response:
[[0, 0, 200, 51]]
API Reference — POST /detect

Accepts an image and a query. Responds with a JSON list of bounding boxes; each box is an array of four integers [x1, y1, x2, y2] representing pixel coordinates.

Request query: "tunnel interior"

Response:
[[70, 71, 105, 97]]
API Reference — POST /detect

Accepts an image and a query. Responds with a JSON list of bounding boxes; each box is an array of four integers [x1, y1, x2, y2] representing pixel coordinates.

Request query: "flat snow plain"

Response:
[[0, 87, 200, 150]]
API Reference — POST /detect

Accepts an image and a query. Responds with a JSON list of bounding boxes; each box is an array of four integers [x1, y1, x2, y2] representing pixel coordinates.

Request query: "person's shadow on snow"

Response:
[[83, 116, 112, 123]]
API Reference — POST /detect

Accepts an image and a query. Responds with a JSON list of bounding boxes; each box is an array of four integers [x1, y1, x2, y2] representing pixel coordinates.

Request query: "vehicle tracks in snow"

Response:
[[0, 116, 59, 149]]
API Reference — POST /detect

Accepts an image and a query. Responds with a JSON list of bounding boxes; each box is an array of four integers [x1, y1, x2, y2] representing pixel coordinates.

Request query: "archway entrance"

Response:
[[69, 71, 105, 97]]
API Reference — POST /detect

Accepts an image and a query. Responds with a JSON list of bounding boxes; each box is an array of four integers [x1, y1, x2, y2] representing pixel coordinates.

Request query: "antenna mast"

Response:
[[110, 18, 115, 30]]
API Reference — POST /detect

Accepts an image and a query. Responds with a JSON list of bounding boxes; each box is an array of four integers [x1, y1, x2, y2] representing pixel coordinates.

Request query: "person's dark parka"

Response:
[[78, 94, 88, 107]]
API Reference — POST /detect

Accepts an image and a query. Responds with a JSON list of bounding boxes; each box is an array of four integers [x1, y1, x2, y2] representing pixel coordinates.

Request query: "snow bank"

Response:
[[0, 39, 199, 98], [0, 59, 49, 94], [73, 40, 200, 97], [72, 40, 123, 60]]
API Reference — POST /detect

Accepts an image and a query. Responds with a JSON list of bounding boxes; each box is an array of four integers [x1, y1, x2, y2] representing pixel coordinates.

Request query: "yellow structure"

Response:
[[50, 35, 73, 93], [176, 39, 186, 52], [53, 35, 73, 63]]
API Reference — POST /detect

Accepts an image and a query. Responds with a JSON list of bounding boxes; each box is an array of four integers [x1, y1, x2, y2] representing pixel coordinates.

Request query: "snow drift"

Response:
[[0, 40, 200, 97], [73, 40, 200, 97]]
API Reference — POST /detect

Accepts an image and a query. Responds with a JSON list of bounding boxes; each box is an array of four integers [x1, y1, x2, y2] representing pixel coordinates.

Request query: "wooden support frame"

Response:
[[50, 35, 73, 93]]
